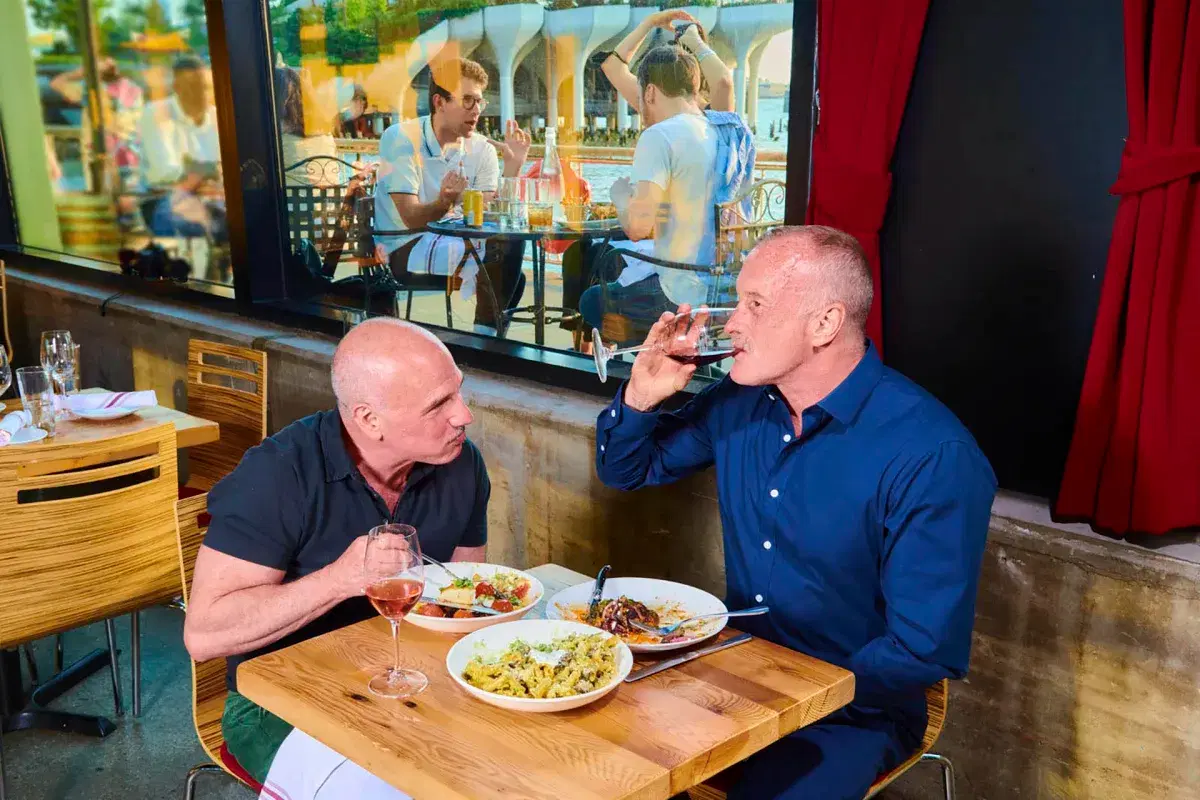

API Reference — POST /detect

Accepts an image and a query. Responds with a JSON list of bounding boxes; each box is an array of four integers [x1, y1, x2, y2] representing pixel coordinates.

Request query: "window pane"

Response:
[[266, 0, 792, 379], [0, 0, 230, 292]]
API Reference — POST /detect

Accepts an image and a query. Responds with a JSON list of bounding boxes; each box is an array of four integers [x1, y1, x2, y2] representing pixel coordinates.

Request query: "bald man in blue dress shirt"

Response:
[[595, 226, 997, 799]]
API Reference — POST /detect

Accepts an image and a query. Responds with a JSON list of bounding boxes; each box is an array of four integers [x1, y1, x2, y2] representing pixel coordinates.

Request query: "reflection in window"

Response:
[[1, 0, 229, 290], [268, 0, 793, 371]]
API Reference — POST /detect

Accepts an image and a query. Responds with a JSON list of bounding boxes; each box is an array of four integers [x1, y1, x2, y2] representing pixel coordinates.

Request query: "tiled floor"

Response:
[[3, 609, 251, 800]]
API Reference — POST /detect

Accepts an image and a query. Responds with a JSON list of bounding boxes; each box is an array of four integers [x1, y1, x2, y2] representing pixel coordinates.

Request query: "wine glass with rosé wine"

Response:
[[591, 307, 737, 383], [363, 523, 428, 699]]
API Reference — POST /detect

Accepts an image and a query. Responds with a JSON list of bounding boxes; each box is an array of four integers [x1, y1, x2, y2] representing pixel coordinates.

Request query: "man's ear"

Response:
[[351, 403, 383, 441]]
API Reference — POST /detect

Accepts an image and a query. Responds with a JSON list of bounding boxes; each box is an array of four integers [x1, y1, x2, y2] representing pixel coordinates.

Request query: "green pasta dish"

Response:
[[461, 633, 619, 699]]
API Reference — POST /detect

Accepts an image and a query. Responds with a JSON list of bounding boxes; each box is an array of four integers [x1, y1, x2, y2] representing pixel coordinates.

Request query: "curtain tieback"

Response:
[[1110, 142, 1200, 195]]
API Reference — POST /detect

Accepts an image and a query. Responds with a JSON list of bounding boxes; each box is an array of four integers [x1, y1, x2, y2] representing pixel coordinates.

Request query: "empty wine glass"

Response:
[[41, 330, 76, 412], [0, 347, 10, 399], [363, 523, 428, 699], [591, 307, 737, 383]]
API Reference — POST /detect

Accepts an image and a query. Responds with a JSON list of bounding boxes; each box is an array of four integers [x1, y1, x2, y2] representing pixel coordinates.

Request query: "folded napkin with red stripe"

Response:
[[59, 390, 158, 412], [0, 410, 32, 446]]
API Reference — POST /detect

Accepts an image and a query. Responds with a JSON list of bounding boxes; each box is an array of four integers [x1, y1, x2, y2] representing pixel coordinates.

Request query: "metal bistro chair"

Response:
[[0, 424, 183, 799], [686, 680, 956, 800], [714, 178, 787, 270], [353, 195, 460, 325], [175, 494, 262, 799], [183, 339, 268, 493], [283, 155, 363, 272]]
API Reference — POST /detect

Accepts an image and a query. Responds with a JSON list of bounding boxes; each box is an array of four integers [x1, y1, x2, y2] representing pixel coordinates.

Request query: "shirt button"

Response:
[[768, 393, 776, 401], [769, 489, 779, 498], [782, 434, 792, 443], [610, 409, 617, 418], [600, 444, 605, 452], [763, 541, 772, 550], [755, 594, 764, 603]]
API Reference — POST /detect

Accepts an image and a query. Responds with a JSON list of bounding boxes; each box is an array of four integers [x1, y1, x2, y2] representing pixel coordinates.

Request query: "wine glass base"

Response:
[[591, 327, 609, 383], [367, 668, 429, 699]]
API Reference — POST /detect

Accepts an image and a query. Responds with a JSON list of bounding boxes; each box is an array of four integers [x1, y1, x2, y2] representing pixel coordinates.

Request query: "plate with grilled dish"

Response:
[[544, 577, 727, 653]]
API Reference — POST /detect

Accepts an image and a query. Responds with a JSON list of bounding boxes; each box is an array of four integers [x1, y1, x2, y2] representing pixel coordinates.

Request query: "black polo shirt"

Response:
[[204, 409, 490, 690]]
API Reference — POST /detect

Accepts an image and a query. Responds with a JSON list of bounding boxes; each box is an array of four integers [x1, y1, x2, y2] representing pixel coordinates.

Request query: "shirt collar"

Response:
[[168, 95, 213, 131], [815, 340, 883, 425], [421, 114, 441, 159], [319, 408, 439, 489], [768, 340, 883, 426], [320, 409, 356, 483]]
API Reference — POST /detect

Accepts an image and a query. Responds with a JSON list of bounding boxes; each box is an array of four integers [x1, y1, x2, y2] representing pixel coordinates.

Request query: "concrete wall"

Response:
[[7, 267, 1200, 799]]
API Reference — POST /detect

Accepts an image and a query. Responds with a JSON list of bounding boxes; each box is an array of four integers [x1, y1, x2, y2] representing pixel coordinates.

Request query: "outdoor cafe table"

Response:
[[0, 387, 220, 449], [426, 219, 623, 347], [237, 563, 856, 800]]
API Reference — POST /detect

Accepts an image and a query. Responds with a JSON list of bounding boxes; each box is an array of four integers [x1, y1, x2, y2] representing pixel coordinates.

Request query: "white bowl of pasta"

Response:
[[406, 563, 544, 635], [446, 620, 634, 713]]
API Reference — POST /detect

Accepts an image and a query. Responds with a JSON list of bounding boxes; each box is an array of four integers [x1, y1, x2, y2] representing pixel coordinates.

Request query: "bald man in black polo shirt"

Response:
[[184, 318, 487, 798]]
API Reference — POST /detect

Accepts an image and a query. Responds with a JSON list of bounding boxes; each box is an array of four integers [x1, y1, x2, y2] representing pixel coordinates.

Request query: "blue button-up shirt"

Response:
[[596, 345, 996, 728]]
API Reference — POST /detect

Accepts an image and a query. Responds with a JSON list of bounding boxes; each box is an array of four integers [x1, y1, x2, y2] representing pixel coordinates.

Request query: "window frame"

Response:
[[0, 0, 817, 397]]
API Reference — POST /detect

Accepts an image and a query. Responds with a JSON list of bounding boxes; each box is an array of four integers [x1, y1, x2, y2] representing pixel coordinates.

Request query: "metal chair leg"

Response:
[[104, 619, 123, 716], [921, 753, 956, 800], [131, 612, 142, 718], [20, 645, 38, 687], [184, 763, 224, 800], [1, 725, 8, 800], [54, 635, 63, 674]]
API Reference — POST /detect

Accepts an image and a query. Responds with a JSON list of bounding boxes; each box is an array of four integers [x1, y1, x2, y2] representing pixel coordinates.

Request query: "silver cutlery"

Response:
[[624, 632, 754, 682], [586, 564, 611, 624], [417, 596, 503, 616], [422, 553, 467, 582], [629, 605, 770, 638]]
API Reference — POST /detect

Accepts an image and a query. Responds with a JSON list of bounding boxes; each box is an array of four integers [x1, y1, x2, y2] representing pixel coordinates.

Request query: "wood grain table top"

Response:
[[238, 563, 856, 799], [2, 387, 219, 450]]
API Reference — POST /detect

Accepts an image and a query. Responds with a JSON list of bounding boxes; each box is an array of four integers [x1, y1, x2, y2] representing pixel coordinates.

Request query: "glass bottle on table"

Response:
[[541, 126, 565, 223], [363, 523, 428, 699]]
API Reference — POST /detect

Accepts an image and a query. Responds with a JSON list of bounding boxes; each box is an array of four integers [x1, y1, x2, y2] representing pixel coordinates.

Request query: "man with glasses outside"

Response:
[[374, 57, 532, 335]]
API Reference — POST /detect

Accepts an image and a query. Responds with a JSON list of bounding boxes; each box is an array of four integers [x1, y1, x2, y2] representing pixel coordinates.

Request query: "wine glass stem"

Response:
[[606, 344, 652, 359], [391, 618, 401, 676]]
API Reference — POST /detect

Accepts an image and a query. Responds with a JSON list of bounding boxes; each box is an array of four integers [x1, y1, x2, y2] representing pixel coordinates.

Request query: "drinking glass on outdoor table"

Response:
[[526, 177, 554, 229], [16, 366, 56, 436], [591, 307, 737, 383], [363, 523, 428, 699]]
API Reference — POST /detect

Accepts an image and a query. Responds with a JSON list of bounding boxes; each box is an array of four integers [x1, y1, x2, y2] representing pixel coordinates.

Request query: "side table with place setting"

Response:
[[0, 332, 222, 766]]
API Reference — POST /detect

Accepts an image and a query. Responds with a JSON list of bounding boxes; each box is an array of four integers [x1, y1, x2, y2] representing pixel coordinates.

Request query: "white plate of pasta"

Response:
[[446, 620, 633, 713]]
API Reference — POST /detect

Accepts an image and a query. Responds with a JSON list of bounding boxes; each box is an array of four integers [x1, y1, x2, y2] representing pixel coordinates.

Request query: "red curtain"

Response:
[[1055, 0, 1200, 535], [805, 0, 931, 353]]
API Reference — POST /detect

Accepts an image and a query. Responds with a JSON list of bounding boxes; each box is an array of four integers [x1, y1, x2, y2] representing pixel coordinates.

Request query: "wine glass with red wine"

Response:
[[591, 307, 737, 383], [363, 523, 428, 699]]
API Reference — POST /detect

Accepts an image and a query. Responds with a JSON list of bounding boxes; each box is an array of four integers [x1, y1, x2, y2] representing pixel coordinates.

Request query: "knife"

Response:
[[624, 632, 753, 682], [586, 564, 612, 623], [417, 596, 504, 616]]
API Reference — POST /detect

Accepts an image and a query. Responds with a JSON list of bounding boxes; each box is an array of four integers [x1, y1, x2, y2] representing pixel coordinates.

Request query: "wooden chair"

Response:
[[176, 494, 262, 799], [0, 424, 182, 796], [185, 339, 268, 493], [687, 681, 955, 800]]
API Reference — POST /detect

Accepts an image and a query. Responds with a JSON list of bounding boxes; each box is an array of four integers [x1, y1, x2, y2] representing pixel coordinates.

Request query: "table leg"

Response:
[[534, 241, 546, 346], [1, 647, 117, 742]]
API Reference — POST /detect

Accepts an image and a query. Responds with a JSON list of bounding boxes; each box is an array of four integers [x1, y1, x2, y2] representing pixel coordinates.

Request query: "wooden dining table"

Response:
[[238, 563, 856, 800], [1, 387, 220, 449]]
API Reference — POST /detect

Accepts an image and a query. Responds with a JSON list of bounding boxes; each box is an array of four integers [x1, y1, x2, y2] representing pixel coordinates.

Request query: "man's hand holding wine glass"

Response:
[[624, 305, 699, 412]]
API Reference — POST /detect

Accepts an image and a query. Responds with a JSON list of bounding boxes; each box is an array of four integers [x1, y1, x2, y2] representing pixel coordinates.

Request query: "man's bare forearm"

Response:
[[189, 566, 348, 659], [392, 193, 453, 230]]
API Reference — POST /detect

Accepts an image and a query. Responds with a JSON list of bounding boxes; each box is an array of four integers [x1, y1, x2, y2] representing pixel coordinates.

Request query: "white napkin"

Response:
[[0, 410, 32, 446], [60, 390, 158, 413]]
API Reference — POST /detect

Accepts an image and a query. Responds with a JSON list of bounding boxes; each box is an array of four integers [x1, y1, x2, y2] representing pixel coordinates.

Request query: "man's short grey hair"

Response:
[[330, 317, 438, 410], [759, 225, 874, 331]]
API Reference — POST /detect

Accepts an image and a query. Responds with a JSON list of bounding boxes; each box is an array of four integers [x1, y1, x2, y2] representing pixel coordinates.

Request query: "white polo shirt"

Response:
[[138, 95, 221, 187], [374, 115, 500, 256]]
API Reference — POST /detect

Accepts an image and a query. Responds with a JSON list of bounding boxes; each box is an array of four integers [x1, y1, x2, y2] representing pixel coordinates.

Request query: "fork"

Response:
[[629, 606, 770, 638]]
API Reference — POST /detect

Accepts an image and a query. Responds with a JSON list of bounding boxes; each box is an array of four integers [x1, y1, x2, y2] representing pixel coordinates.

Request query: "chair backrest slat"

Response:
[[186, 339, 268, 491], [0, 424, 181, 647]]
